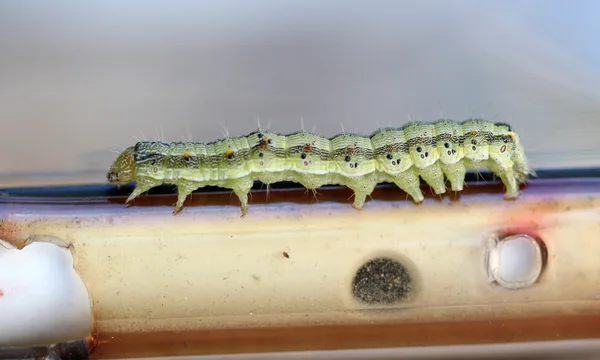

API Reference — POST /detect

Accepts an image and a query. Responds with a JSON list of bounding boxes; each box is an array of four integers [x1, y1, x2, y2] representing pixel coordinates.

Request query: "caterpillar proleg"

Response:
[[107, 119, 530, 216]]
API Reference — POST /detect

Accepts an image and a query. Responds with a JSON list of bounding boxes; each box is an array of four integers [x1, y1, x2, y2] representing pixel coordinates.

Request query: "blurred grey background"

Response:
[[1, 0, 599, 185]]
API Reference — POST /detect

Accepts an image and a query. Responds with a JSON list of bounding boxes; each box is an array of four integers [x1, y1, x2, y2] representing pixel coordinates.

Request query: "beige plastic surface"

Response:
[[1, 179, 600, 357]]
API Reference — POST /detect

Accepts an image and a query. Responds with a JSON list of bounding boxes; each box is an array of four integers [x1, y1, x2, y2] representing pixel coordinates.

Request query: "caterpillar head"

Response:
[[107, 146, 135, 184]]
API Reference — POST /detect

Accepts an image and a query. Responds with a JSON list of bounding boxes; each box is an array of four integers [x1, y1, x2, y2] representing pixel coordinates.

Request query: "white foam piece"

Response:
[[0, 240, 92, 347]]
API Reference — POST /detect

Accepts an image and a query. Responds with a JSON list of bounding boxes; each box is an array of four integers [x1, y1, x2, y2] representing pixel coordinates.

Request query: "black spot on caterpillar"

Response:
[[107, 119, 530, 216]]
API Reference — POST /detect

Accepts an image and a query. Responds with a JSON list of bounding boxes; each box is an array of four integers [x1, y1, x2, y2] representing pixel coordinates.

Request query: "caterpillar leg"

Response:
[[126, 178, 162, 204], [346, 173, 378, 210], [350, 191, 369, 210], [348, 187, 375, 210], [487, 162, 520, 200], [499, 170, 520, 200], [385, 169, 424, 203], [173, 181, 201, 216], [296, 174, 328, 191], [229, 177, 254, 217], [441, 162, 467, 192], [418, 162, 446, 195]]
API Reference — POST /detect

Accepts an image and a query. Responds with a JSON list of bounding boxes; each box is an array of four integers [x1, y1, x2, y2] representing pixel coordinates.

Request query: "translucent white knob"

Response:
[[485, 234, 544, 289]]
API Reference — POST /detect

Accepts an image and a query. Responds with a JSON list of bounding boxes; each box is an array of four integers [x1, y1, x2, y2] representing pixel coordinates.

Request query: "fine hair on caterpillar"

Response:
[[107, 118, 530, 216]]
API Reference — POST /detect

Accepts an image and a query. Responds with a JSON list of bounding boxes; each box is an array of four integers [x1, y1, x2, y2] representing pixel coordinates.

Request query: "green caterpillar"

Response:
[[107, 119, 530, 216]]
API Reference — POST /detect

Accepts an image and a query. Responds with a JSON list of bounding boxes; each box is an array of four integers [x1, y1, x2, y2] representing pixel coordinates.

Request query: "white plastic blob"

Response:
[[0, 239, 92, 347], [485, 234, 544, 289]]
